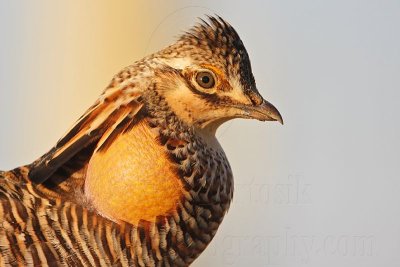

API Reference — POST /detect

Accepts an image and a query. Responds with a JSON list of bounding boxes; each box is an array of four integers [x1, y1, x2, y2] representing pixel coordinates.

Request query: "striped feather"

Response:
[[28, 88, 143, 184]]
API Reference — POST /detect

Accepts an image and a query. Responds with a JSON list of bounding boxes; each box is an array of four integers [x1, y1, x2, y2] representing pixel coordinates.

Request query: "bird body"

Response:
[[0, 16, 282, 266]]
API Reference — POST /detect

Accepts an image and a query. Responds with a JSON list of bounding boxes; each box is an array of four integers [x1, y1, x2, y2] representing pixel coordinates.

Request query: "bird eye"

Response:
[[195, 71, 215, 89]]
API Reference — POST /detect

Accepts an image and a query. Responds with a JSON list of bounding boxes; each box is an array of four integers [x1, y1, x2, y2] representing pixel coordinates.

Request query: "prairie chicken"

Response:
[[0, 16, 282, 266]]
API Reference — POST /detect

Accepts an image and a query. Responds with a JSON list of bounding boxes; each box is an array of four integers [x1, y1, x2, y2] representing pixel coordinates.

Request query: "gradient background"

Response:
[[1, 1, 399, 266]]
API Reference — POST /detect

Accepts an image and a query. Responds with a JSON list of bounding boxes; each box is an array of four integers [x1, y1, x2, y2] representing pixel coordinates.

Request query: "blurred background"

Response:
[[0, 1, 399, 266]]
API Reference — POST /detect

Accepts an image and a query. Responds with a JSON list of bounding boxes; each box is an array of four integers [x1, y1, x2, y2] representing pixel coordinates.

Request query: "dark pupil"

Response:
[[201, 75, 210, 84]]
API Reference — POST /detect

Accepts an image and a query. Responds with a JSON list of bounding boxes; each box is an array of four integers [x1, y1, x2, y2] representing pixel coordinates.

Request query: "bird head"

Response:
[[151, 16, 283, 133]]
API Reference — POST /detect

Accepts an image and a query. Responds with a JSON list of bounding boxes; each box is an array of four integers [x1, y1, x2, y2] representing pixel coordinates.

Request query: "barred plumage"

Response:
[[0, 16, 282, 266]]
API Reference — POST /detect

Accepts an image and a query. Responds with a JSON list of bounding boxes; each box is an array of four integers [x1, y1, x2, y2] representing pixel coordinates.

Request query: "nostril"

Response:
[[248, 91, 263, 106]]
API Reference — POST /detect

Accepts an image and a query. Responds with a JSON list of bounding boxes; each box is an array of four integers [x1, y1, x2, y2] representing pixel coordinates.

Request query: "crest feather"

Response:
[[178, 15, 257, 94]]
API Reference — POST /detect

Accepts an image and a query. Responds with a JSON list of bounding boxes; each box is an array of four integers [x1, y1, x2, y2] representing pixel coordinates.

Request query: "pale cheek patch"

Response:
[[164, 82, 210, 124]]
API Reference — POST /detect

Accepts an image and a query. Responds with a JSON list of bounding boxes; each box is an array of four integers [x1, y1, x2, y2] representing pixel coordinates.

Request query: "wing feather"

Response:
[[28, 87, 144, 184]]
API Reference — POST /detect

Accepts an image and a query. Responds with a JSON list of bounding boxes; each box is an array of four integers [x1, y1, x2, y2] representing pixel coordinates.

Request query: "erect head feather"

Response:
[[159, 15, 258, 97]]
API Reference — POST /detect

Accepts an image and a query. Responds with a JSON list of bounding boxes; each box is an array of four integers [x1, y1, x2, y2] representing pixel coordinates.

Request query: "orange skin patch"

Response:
[[85, 120, 183, 225], [200, 64, 232, 91]]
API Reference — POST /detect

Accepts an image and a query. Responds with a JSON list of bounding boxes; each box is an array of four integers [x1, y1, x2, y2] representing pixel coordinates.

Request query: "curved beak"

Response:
[[244, 99, 283, 124]]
